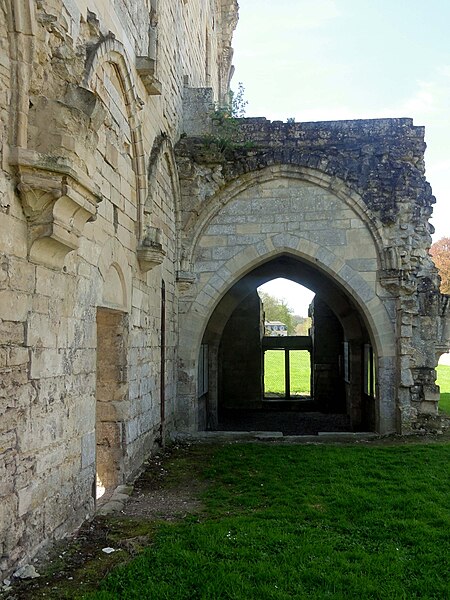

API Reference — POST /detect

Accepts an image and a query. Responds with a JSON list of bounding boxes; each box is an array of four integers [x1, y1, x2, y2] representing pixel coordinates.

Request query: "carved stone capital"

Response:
[[11, 148, 102, 269]]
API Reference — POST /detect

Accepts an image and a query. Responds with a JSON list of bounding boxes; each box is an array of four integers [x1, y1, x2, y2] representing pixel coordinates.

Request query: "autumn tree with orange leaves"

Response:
[[430, 237, 450, 294]]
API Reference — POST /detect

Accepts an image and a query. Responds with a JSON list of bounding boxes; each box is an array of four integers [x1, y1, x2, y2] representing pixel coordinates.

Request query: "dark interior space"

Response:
[[201, 254, 377, 435]]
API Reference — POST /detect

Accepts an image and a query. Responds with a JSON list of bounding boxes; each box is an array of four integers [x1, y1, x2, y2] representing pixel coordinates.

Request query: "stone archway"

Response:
[[201, 254, 378, 435], [175, 116, 450, 436], [176, 169, 397, 434]]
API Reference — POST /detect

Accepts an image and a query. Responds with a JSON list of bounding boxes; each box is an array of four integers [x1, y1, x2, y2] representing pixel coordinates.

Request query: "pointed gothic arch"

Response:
[[82, 36, 147, 242], [144, 134, 183, 269], [176, 166, 398, 434], [183, 164, 386, 270]]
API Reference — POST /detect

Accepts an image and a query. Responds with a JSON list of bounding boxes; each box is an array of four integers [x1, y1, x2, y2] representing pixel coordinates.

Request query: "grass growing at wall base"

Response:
[[437, 364, 450, 414], [81, 442, 450, 600]]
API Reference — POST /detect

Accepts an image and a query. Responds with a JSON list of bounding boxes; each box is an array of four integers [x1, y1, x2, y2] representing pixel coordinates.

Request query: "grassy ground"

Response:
[[71, 442, 450, 600], [264, 350, 310, 396], [437, 364, 450, 414]]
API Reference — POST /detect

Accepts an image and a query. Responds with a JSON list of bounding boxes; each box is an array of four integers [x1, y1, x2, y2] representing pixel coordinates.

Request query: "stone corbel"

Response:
[[176, 270, 197, 292], [137, 226, 166, 272], [378, 269, 416, 295], [176, 247, 196, 291], [136, 57, 162, 96], [12, 149, 102, 269]]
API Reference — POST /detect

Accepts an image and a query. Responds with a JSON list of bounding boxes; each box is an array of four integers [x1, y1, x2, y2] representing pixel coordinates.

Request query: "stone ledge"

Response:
[[136, 57, 162, 95], [137, 244, 166, 272], [171, 431, 380, 443]]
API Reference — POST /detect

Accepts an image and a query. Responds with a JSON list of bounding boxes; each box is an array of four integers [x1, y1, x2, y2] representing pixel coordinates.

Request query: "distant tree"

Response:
[[259, 292, 295, 334], [430, 237, 450, 294], [293, 316, 312, 336]]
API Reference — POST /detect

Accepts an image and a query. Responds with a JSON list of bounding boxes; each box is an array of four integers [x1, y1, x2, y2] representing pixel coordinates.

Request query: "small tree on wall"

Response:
[[208, 82, 251, 152], [430, 237, 450, 294]]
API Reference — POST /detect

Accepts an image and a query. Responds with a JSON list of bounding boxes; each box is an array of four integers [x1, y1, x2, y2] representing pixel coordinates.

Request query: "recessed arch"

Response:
[[201, 253, 379, 433], [145, 134, 183, 267], [97, 238, 131, 312], [178, 249, 397, 434], [82, 37, 147, 239], [184, 165, 386, 270]]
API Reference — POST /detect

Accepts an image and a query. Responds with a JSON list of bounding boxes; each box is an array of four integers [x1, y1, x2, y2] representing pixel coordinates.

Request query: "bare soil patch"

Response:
[[1, 443, 211, 600]]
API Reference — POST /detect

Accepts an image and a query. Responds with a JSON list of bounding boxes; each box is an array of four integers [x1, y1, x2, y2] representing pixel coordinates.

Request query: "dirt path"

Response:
[[1, 444, 210, 600]]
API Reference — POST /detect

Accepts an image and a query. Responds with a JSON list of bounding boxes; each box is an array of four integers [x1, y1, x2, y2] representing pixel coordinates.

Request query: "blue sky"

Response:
[[232, 0, 450, 313]]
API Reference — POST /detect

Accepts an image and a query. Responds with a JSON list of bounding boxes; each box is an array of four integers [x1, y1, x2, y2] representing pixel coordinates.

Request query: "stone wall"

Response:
[[0, 0, 236, 578], [219, 291, 263, 409], [1, 0, 450, 581], [310, 297, 345, 414], [175, 115, 450, 436]]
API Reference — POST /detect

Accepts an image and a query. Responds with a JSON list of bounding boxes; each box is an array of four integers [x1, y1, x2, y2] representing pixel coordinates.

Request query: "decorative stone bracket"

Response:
[[136, 57, 162, 96], [11, 148, 102, 269], [137, 226, 166, 272], [378, 269, 416, 295], [176, 270, 197, 292]]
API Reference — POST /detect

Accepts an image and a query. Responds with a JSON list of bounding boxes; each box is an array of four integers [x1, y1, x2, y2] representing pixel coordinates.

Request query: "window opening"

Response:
[[263, 347, 311, 399], [198, 344, 209, 397], [363, 344, 374, 397]]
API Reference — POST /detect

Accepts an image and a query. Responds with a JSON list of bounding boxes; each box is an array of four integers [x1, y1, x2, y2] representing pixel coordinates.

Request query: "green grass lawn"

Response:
[[264, 350, 310, 397], [264, 354, 450, 413], [437, 364, 450, 414], [81, 443, 450, 600]]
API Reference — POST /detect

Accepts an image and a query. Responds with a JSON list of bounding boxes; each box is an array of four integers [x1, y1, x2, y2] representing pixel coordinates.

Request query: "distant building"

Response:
[[265, 321, 288, 336]]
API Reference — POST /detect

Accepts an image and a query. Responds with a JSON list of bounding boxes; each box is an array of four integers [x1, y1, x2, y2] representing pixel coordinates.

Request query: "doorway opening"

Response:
[[201, 255, 377, 435], [95, 307, 128, 501], [437, 352, 450, 417]]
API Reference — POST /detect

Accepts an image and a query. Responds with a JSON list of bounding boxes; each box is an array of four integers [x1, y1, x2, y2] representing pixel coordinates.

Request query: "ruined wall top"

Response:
[[177, 115, 434, 227]]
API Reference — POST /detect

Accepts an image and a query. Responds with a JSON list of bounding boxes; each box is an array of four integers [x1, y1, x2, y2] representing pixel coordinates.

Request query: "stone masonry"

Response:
[[175, 116, 450, 433], [0, 0, 237, 577], [0, 0, 449, 580]]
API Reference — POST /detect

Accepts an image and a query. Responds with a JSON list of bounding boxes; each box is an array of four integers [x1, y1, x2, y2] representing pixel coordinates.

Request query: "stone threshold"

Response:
[[96, 484, 134, 516], [172, 431, 379, 443]]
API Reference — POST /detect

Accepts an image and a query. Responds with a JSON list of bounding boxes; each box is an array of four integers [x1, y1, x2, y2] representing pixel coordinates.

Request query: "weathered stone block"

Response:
[[0, 290, 30, 322], [30, 349, 64, 379], [0, 321, 25, 345], [81, 430, 96, 469]]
